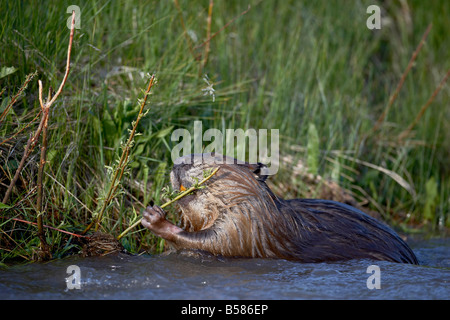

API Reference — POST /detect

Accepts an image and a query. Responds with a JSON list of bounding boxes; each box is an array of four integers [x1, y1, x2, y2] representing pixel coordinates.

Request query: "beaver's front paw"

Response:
[[141, 205, 167, 233]]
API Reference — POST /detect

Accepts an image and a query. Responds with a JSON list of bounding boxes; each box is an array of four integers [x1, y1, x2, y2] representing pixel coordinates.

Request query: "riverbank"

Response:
[[1, 1, 449, 263]]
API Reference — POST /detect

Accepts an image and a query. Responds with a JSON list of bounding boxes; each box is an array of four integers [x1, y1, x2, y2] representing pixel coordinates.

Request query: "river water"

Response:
[[0, 238, 448, 300]]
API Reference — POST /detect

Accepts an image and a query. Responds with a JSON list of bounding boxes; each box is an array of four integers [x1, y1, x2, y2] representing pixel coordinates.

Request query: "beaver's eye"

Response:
[[180, 184, 186, 191]]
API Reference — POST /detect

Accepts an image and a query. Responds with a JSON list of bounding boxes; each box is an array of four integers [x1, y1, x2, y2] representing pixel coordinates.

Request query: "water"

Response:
[[0, 238, 448, 300]]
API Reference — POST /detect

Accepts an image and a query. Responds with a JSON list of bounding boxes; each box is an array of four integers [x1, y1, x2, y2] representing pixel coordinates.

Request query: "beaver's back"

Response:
[[282, 199, 418, 264]]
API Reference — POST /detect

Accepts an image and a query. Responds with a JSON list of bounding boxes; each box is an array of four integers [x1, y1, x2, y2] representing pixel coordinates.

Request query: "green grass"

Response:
[[0, 0, 449, 263]]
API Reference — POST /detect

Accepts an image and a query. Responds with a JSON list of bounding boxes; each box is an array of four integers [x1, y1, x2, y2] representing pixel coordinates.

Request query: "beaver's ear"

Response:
[[249, 162, 268, 182]]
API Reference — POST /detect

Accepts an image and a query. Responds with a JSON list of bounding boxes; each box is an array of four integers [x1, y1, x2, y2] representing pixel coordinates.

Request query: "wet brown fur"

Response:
[[144, 153, 418, 264]]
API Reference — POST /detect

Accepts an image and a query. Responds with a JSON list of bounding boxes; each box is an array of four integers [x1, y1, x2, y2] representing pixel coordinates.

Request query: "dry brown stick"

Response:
[[174, 0, 196, 60], [194, 4, 251, 51], [0, 225, 31, 261], [397, 69, 450, 141], [2, 131, 37, 204], [46, 12, 76, 107], [2, 11, 75, 261], [371, 23, 432, 134], [2, 11, 76, 205], [36, 81, 49, 256], [0, 216, 86, 238], [199, 0, 214, 76], [0, 71, 37, 125], [36, 83, 53, 257], [36, 11, 76, 259], [3, 109, 58, 205], [0, 109, 42, 147]]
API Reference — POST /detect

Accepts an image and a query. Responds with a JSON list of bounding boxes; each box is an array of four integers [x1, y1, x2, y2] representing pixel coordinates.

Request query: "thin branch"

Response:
[[371, 24, 432, 134], [2, 11, 76, 261], [38, 80, 45, 109], [36, 81, 50, 250], [0, 71, 37, 125], [0, 109, 42, 147], [199, 0, 214, 76], [398, 69, 450, 141], [174, 0, 196, 60], [2, 133, 34, 204], [2, 11, 76, 205], [335, 153, 416, 198], [37, 10, 76, 259], [47, 11, 76, 107], [83, 75, 156, 234], [0, 216, 86, 238], [194, 4, 251, 51]]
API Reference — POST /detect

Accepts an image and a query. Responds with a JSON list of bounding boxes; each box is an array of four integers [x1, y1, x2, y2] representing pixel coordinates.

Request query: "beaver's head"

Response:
[[170, 153, 278, 232]]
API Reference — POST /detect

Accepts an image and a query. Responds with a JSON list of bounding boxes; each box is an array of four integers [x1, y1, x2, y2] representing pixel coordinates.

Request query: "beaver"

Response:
[[141, 153, 418, 264]]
